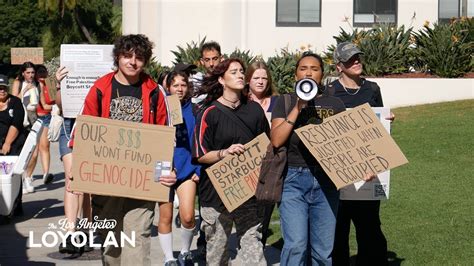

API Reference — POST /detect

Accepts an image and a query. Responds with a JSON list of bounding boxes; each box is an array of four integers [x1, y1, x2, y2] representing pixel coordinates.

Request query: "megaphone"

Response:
[[295, 78, 319, 101]]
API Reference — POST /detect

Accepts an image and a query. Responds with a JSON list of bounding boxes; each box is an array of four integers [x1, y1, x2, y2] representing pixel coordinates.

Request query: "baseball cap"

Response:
[[0, 74, 9, 87], [174, 63, 197, 75], [333, 42, 364, 64]]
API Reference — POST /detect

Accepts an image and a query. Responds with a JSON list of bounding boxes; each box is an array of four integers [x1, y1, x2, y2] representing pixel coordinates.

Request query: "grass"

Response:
[[267, 99, 474, 264]]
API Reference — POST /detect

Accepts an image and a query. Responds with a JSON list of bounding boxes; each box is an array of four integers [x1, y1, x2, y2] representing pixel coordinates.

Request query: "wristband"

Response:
[[285, 119, 295, 126]]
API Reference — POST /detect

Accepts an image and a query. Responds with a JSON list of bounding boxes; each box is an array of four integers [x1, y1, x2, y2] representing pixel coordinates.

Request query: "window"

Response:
[[276, 0, 321, 26], [439, 0, 474, 22], [353, 0, 397, 27]]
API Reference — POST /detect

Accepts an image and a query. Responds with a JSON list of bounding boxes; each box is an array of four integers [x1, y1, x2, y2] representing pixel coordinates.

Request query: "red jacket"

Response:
[[69, 72, 169, 147]]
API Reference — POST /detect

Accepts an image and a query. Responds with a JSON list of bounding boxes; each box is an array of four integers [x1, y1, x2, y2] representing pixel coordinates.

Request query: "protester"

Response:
[[11, 61, 39, 194], [71, 34, 175, 265], [200, 41, 223, 75], [0, 74, 27, 218], [52, 66, 92, 254], [271, 52, 372, 265], [328, 42, 394, 266], [192, 40, 224, 259], [244, 60, 278, 247], [157, 70, 200, 266], [193, 58, 268, 265], [31, 65, 54, 185]]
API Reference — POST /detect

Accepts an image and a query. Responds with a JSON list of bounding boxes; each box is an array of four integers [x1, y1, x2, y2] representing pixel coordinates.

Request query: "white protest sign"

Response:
[[60, 44, 114, 118]]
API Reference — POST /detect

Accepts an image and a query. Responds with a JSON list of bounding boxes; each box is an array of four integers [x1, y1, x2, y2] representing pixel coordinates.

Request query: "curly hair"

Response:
[[113, 34, 154, 67], [198, 58, 245, 106]]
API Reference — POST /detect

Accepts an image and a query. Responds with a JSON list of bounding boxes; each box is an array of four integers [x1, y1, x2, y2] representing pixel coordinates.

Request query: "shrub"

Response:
[[413, 18, 474, 77], [145, 57, 171, 81], [324, 25, 412, 77], [225, 48, 257, 68], [266, 48, 300, 94], [171, 37, 207, 72]]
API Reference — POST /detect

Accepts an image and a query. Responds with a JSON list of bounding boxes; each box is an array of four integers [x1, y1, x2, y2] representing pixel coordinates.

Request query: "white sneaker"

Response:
[[23, 176, 35, 194]]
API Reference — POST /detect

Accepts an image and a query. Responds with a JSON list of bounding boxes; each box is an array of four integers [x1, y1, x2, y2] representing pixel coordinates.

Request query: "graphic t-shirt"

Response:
[[110, 77, 143, 122], [272, 93, 346, 168]]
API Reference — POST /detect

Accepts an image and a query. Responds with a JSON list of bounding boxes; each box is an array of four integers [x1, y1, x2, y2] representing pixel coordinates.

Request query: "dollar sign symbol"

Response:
[[127, 129, 133, 147], [134, 131, 141, 149], [117, 129, 125, 146]]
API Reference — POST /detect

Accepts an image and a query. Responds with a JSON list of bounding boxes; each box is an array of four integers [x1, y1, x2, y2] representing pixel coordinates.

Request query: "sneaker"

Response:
[[164, 259, 178, 266], [43, 173, 54, 184], [58, 235, 80, 254], [177, 251, 194, 266], [23, 177, 34, 194]]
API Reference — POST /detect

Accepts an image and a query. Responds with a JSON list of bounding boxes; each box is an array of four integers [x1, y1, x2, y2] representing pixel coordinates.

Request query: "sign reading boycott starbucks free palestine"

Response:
[[295, 103, 408, 189], [71, 115, 176, 202], [206, 133, 270, 212]]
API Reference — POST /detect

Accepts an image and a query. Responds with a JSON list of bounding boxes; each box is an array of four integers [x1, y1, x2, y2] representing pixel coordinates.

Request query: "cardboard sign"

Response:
[[340, 107, 391, 200], [295, 103, 408, 189], [167, 95, 183, 125], [206, 133, 270, 212], [60, 44, 114, 118], [71, 115, 176, 202], [11, 47, 44, 65]]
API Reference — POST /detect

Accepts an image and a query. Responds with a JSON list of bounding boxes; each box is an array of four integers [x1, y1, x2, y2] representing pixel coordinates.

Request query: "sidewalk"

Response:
[[0, 142, 281, 265]]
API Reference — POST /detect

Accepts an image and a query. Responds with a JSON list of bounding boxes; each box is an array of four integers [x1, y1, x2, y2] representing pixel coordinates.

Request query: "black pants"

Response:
[[333, 200, 388, 266]]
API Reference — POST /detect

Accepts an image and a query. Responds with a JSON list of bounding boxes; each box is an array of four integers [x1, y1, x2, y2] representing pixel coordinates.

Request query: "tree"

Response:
[[39, 0, 115, 60], [0, 0, 48, 65]]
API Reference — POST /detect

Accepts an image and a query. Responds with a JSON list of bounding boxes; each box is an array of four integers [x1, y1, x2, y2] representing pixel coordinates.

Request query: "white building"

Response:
[[123, 0, 473, 66]]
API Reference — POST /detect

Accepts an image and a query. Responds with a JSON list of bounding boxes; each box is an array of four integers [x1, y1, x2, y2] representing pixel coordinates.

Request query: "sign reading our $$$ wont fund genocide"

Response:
[[206, 133, 270, 212], [295, 103, 408, 190], [71, 115, 176, 202]]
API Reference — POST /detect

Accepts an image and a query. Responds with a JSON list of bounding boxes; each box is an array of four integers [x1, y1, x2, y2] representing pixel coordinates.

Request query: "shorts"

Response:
[[37, 114, 52, 128], [59, 117, 75, 159]]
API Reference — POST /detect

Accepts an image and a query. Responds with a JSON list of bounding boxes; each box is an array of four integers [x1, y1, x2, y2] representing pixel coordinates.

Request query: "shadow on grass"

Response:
[[349, 251, 404, 265]]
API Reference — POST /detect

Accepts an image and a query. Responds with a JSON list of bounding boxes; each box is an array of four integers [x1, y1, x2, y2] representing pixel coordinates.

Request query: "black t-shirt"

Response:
[[0, 95, 27, 155], [193, 100, 270, 211], [326, 79, 384, 108], [272, 93, 346, 168], [110, 77, 143, 122]]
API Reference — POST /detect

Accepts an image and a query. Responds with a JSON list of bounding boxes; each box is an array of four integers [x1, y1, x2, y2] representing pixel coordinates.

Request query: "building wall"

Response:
[[123, 0, 440, 65]]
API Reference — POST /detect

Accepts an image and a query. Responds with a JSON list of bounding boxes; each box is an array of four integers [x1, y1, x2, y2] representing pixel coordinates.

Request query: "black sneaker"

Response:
[[177, 251, 194, 266], [43, 173, 54, 184], [81, 231, 94, 252], [59, 235, 80, 254]]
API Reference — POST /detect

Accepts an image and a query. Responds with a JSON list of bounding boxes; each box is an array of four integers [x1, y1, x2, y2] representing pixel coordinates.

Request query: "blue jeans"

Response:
[[279, 166, 339, 266]]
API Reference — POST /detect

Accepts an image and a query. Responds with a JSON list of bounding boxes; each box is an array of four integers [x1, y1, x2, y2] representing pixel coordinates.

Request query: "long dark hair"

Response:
[[166, 70, 193, 103], [17, 61, 36, 82], [198, 58, 245, 106]]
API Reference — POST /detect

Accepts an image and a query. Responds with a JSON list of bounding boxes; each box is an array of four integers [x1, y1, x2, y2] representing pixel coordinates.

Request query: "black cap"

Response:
[[174, 63, 197, 75], [0, 74, 9, 87]]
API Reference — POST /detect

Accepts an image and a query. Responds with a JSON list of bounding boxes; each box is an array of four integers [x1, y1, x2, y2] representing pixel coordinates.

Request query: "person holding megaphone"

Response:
[[271, 52, 375, 265]]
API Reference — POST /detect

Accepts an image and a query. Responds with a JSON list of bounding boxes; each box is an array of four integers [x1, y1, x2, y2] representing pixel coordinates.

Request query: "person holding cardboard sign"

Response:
[[193, 58, 269, 265], [271, 52, 348, 265], [71, 34, 174, 265], [328, 42, 394, 266], [157, 70, 200, 266]]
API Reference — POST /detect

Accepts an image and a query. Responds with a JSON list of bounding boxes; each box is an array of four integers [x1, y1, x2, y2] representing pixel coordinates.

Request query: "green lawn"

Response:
[[268, 99, 474, 265]]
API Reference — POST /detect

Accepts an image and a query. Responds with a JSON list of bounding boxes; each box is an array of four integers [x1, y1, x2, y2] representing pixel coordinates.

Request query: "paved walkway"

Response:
[[0, 142, 281, 265]]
